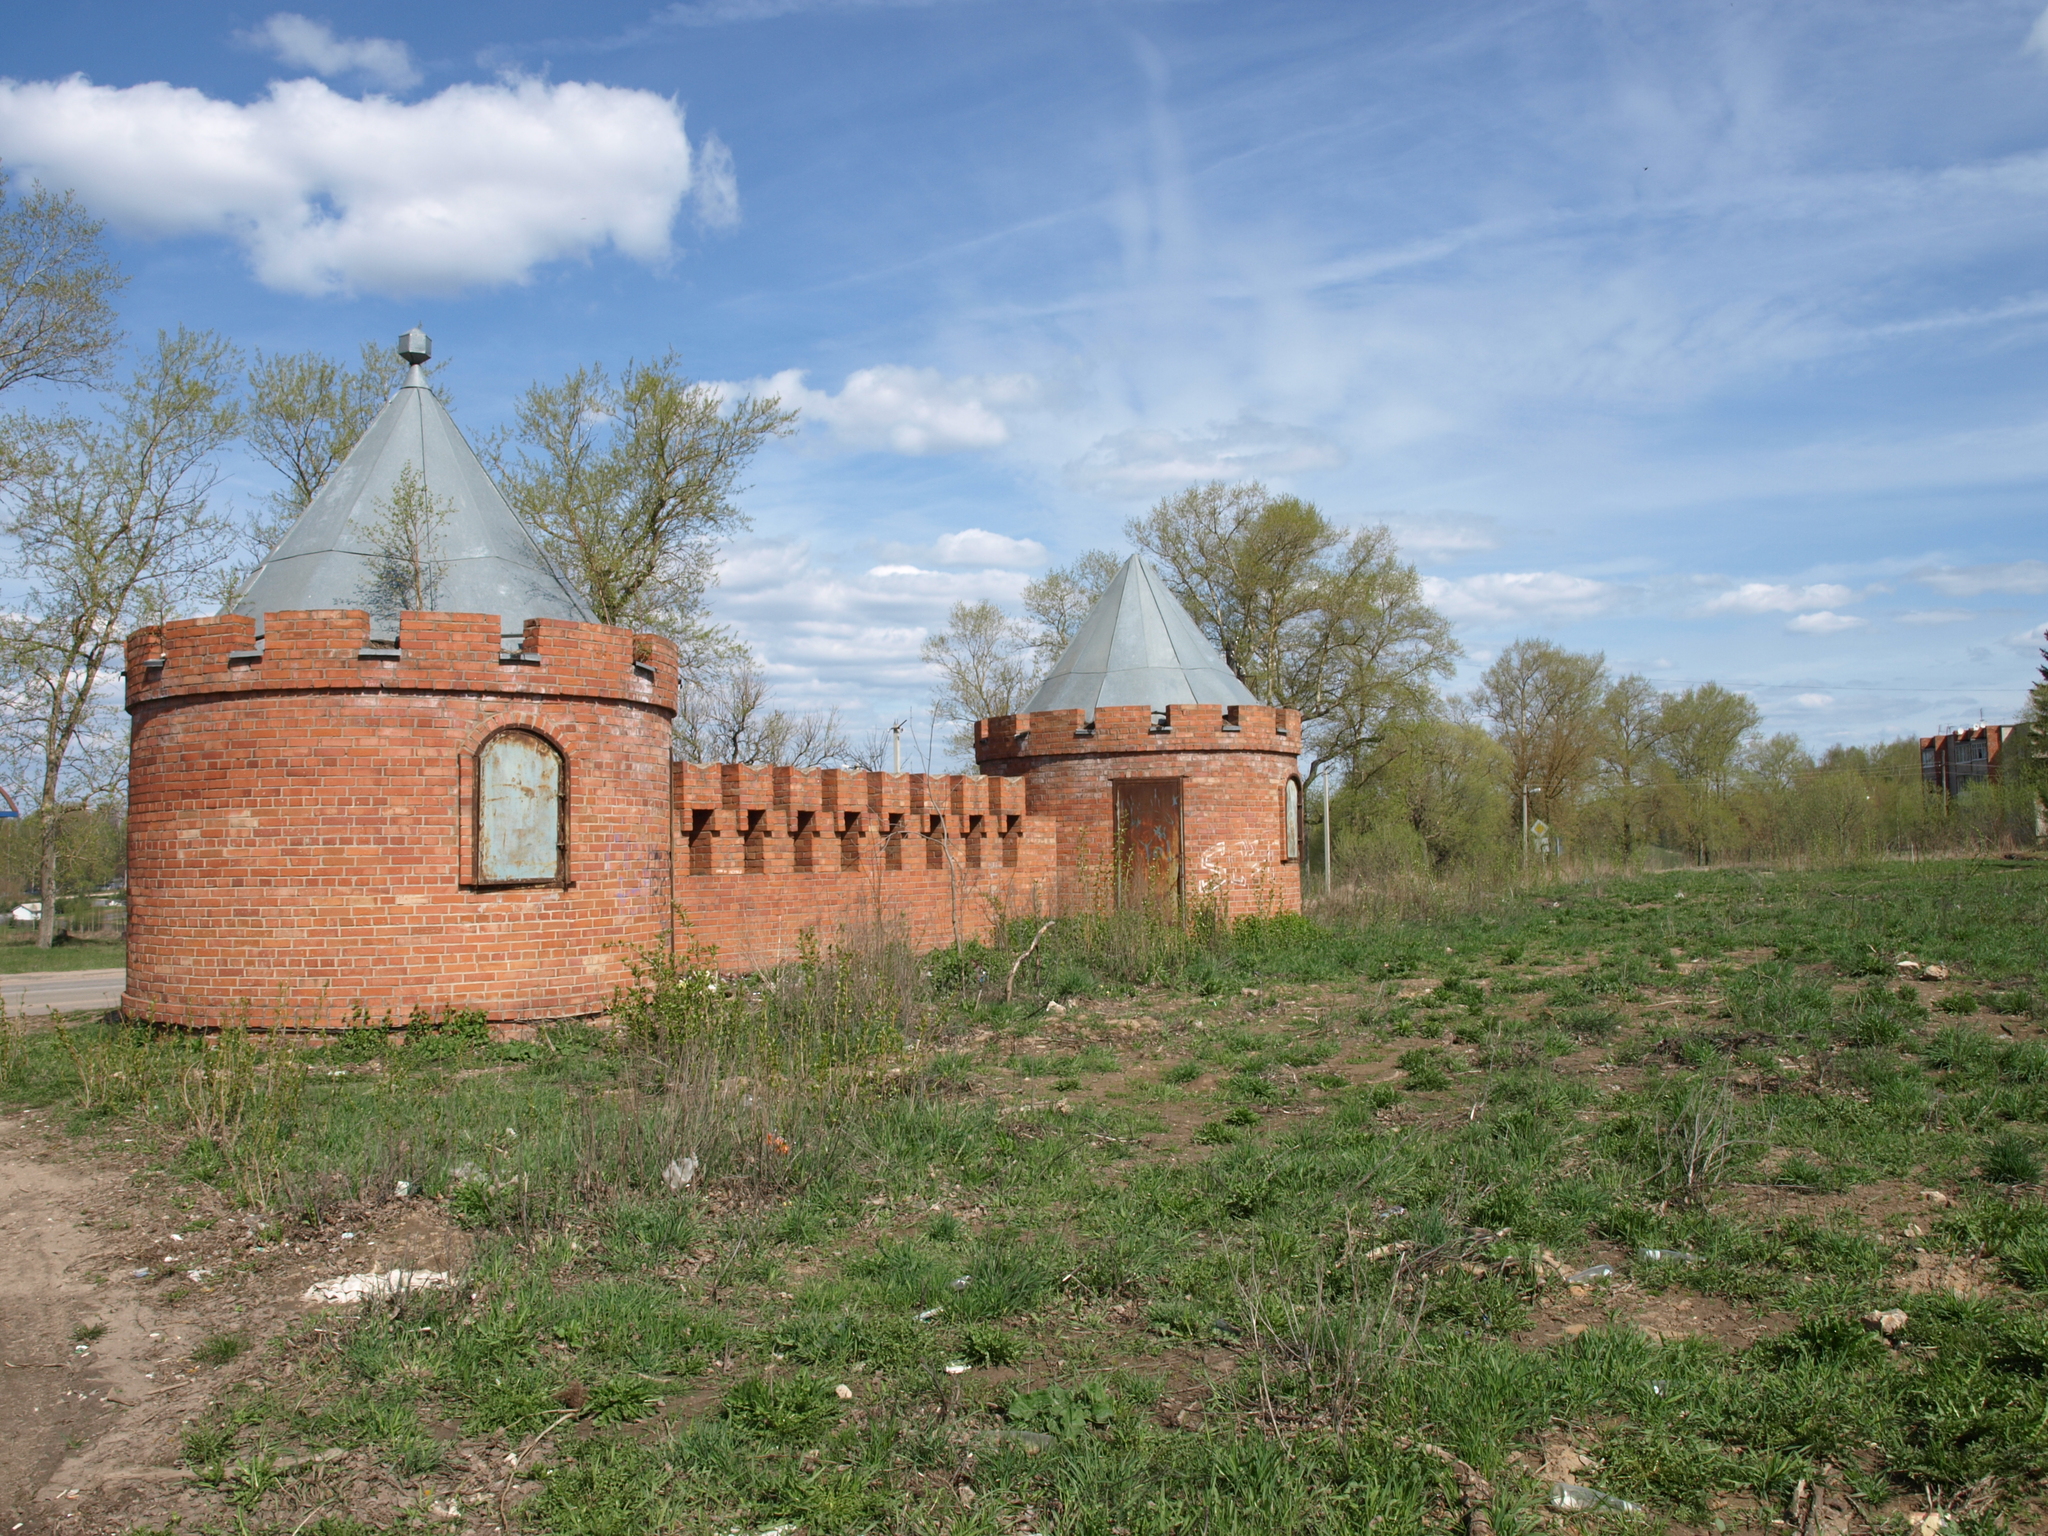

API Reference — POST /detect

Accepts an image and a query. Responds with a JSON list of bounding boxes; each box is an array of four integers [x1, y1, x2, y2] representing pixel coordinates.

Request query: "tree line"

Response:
[[923, 490, 2048, 876]]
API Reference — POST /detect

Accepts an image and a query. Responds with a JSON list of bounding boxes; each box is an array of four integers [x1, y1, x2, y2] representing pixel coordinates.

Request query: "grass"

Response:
[[7, 856, 2048, 1534], [0, 930, 125, 972]]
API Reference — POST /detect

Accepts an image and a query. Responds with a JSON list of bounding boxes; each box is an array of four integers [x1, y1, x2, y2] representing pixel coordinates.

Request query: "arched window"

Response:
[[475, 730, 567, 886], [1283, 777, 1301, 862]]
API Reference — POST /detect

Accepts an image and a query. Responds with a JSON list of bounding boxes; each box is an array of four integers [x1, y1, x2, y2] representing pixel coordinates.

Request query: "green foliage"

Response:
[[1982, 1130, 2041, 1186], [1004, 1381, 1115, 1441], [193, 1332, 247, 1366], [721, 1373, 840, 1441]]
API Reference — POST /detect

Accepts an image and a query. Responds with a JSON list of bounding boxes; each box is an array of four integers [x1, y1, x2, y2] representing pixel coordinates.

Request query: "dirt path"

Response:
[[0, 1111, 177, 1531]]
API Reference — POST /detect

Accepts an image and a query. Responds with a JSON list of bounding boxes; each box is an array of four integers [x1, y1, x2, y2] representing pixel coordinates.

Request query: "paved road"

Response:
[[2, 968, 124, 1016]]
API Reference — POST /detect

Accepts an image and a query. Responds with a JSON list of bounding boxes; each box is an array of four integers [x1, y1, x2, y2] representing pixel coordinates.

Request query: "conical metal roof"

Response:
[[229, 334, 590, 642], [1021, 554, 1258, 714]]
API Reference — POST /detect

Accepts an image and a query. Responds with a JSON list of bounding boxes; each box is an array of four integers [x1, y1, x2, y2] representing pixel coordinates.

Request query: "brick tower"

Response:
[[975, 556, 1303, 916], [122, 331, 678, 1028]]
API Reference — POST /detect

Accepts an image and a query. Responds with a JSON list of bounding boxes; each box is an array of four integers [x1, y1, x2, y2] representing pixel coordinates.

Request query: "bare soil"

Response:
[[0, 1108, 469, 1534]]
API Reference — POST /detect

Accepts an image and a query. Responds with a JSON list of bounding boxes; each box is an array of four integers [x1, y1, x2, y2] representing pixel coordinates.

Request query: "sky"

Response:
[[4, 0, 2047, 764]]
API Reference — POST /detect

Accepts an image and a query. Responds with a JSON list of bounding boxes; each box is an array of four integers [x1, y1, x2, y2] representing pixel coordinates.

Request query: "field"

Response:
[[1, 857, 2046, 1535]]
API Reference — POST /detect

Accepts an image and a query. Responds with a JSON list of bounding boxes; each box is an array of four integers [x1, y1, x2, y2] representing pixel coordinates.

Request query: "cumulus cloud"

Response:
[[1064, 415, 1346, 495], [1794, 692, 1836, 708], [0, 74, 701, 295], [1701, 581, 1857, 614], [756, 366, 1039, 455], [2028, 6, 2048, 64], [1786, 611, 1866, 634], [932, 529, 1046, 567], [1899, 608, 1973, 625], [239, 14, 421, 90], [1916, 559, 2048, 597], [1419, 571, 1622, 625]]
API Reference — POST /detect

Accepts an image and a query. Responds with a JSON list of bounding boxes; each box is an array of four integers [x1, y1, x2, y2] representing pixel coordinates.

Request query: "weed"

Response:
[[958, 1323, 1022, 1367], [722, 1373, 840, 1441], [71, 1322, 105, 1343], [1982, 1130, 2041, 1186], [193, 1333, 247, 1366], [1004, 1381, 1114, 1440], [1937, 991, 1983, 1015]]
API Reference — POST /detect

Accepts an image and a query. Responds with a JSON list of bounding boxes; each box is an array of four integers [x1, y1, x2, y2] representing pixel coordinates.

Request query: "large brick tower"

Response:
[[975, 556, 1303, 916], [122, 331, 677, 1028]]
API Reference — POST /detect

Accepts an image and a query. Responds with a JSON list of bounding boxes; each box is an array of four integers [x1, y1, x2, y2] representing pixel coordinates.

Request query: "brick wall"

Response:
[[123, 611, 1300, 1026], [122, 610, 678, 1028], [976, 703, 1304, 918], [668, 762, 1058, 968]]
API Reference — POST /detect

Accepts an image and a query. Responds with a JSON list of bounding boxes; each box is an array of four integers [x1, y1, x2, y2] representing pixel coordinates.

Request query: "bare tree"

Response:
[[922, 599, 1038, 763], [0, 168, 125, 398], [1020, 549, 1121, 667], [489, 356, 795, 649], [0, 329, 239, 944], [1128, 481, 1459, 786], [1596, 674, 1669, 861], [1471, 639, 1609, 830], [355, 461, 451, 619], [243, 341, 402, 542], [673, 653, 849, 768]]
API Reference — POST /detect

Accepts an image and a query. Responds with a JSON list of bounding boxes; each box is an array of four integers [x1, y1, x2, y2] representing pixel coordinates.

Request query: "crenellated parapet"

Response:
[[973, 702, 1300, 773], [125, 610, 679, 716], [671, 762, 1035, 879]]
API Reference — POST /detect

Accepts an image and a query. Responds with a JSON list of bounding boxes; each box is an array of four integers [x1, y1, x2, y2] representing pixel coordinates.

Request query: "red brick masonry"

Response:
[[976, 703, 1304, 917], [124, 612, 1299, 1026]]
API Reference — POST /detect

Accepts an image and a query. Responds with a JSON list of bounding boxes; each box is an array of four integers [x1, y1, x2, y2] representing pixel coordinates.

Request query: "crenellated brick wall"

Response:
[[122, 609, 678, 1028], [976, 703, 1304, 917], [666, 762, 1057, 968], [122, 610, 1300, 1026]]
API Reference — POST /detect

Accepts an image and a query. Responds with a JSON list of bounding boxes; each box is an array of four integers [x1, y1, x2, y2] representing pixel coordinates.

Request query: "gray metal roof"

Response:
[[1021, 554, 1258, 715], [229, 344, 590, 642]]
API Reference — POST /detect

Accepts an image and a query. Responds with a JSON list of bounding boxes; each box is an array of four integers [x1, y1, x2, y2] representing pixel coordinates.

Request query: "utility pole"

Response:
[[891, 720, 904, 775], [1322, 771, 1333, 897], [1521, 782, 1530, 868]]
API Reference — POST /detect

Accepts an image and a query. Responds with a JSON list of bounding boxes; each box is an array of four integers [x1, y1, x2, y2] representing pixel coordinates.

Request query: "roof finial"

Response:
[[398, 325, 432, 365]]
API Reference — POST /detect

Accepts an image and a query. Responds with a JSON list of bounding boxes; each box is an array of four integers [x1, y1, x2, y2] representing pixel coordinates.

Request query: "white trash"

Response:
[[1550, 1482, 1643, 1514], [303, 1269, 453, 1304], [664, 1156, 700, 1192]]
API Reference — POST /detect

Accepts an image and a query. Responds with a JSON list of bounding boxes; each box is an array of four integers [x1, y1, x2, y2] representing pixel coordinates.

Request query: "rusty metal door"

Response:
[[476, 730, 565, 885], [1114, 778, 1182, 912]]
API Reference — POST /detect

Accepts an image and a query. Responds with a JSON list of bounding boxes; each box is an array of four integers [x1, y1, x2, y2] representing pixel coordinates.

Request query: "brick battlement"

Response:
[[974, 702, 1299, 768], [125, 610, 679, 716]]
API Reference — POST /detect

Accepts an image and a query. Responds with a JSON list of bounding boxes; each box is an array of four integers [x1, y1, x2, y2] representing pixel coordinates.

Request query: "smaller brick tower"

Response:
[[975, 556, 1302, 916]]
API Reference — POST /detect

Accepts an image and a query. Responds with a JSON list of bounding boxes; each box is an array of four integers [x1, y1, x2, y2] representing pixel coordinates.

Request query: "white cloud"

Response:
[[1419, 571, 1623, 625], [2028, 6, 2048, 64], [1386, 515, 1503, 555], [1786, 611, 1866, 634], [1794, 692, 1836, 708], [756, 367, 1038, 455], [0, 74, 700, 295], [692, 132, 740, 229], [240, 14, 421, 91], [1899, 608, 1973, 625], [932, 529, 1046, 567], [1701, 581, 1857, 614], [1064, 415, 1346, 496], [1916, 560, 2048, 597]]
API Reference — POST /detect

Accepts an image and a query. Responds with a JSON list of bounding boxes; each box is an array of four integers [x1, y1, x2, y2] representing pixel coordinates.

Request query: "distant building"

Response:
[[1920, 724, 2017, 794]]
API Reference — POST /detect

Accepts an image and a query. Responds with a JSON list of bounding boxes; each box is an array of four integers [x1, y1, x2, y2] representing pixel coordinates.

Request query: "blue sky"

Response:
[[5, 0, 2047, 758]]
